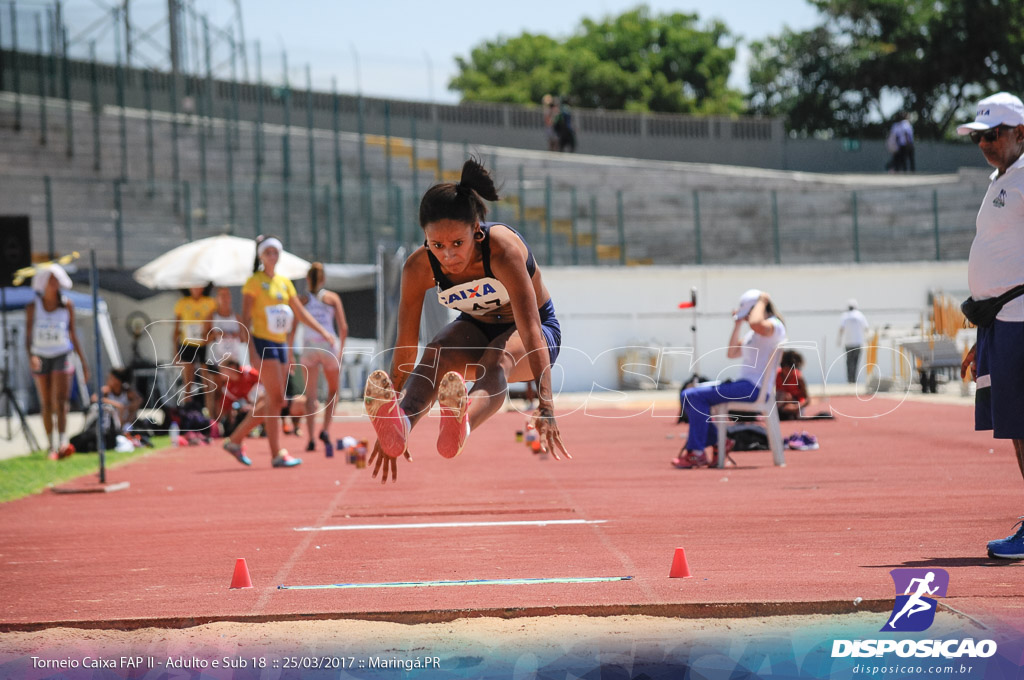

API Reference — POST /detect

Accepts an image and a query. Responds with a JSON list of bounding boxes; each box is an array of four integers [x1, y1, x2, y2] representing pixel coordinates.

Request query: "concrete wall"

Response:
[[783, 138, 984, 175], [52, 260, 974, 410], [541, 261, 972, 394]]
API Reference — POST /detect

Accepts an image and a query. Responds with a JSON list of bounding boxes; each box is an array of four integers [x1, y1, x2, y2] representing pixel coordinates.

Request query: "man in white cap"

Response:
[[673, 289, 786, 469], [837, 299, 869, 383], [957, 92, 1024, 560]]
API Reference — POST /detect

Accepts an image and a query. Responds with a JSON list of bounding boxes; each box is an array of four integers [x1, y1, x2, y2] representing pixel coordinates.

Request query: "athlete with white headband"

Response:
[[222, 234, 338, 468]]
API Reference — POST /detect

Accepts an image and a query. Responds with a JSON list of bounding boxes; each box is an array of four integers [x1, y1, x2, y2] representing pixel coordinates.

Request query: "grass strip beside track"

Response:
[[0, 436, 169, 503]]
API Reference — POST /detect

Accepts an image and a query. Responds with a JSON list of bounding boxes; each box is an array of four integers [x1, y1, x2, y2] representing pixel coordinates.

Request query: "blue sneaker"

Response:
[[272, 450, 303, 468], [223, 440, 252, 466], [987, 517, 1024, 559]]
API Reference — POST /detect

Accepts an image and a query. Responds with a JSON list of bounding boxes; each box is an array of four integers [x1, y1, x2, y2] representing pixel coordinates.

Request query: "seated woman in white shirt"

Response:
[[673, 289, 787, 469]]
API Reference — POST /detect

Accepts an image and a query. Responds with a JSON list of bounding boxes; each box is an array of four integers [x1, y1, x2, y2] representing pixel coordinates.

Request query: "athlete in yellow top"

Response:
[[172, 285, 216, 403], [222, 235, 337, 468]]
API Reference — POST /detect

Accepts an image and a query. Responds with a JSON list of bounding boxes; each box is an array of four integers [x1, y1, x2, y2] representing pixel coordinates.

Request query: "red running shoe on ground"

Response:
[[437, 371, 471, 459], [671, 450, 708, 469], [363, 370, 409, 459]]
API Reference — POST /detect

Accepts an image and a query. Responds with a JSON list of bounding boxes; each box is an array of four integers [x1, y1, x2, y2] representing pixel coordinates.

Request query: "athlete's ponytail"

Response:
[[307, 262, 325, 290], [418, 157, 499, 228]]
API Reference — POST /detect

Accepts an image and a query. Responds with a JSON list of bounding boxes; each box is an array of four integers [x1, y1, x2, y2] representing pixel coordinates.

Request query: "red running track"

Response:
[[0, 396, 1021, 633]]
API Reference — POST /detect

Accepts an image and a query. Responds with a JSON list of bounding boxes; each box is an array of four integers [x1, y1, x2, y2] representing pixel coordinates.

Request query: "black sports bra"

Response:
[[425, 223, 537, 321]]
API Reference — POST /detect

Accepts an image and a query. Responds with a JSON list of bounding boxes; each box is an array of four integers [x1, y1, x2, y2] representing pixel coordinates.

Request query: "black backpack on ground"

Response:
[[69, 403, 120, 453]]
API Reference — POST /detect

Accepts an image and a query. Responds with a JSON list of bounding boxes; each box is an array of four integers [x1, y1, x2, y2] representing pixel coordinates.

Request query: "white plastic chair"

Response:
[[710, 346, 786, 468]]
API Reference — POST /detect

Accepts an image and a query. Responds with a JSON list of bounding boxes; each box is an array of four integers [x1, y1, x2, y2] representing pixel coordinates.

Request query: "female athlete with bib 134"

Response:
[[364, 158, 570, 483]]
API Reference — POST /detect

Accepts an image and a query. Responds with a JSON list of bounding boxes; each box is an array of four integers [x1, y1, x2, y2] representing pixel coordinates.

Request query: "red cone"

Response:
[[230, 558, 253, 589], [669, 547, 692, 578]]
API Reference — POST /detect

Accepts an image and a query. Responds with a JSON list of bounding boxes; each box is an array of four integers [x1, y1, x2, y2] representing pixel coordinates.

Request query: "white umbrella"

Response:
[[132, 235, 312, 289]]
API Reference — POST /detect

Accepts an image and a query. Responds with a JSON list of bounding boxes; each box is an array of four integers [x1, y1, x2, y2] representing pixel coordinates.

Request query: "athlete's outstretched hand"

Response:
[[368, 440, 412, 484], [531, 406, 571, 460]]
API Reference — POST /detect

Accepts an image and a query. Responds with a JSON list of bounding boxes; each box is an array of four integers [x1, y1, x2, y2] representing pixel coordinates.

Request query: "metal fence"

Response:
[[0, 170, 981, 272], [0, 1, 985, 271]]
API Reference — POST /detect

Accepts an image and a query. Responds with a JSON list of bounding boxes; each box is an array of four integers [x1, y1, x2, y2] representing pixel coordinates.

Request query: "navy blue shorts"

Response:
[[457, 298, 561, 365], [253, 337, 288, 364], [975, 320, 1024, 439]]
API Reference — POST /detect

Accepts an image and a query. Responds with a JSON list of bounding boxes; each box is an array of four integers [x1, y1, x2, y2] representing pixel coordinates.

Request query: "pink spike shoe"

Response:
[[363, 370, 409, 459], [437, 371, 471, 459]]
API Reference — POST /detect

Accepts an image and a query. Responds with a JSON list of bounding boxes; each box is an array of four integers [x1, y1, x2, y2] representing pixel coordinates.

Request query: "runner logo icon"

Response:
[[882, 568, 948, 632]]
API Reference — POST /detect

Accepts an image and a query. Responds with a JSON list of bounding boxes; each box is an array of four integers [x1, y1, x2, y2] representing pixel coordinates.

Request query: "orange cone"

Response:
[[230, 558, 253, 589], [669, 547, 692, 578]]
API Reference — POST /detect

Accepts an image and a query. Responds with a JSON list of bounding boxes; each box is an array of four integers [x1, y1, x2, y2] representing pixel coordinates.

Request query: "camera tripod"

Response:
[[0, 287, 41, 453]]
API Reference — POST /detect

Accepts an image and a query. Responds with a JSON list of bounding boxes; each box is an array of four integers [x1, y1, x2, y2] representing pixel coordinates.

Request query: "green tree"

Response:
[[449, 5, 743, 114], [747, 0, 1024, 138]]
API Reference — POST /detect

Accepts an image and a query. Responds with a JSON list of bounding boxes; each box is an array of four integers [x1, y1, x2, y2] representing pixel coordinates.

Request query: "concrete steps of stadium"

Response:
[[0, 92, 990, 270]]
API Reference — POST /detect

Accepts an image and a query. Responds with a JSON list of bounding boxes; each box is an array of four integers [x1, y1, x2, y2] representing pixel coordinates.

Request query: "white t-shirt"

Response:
[[301, 290, 337, 349], [895, 119, 914, 145], [209, 312, 246, 365], [31, 298, 74, 358], [838, 309, 869, 346], [737, 317, 786, 385], [967, 155, 1024, 322]]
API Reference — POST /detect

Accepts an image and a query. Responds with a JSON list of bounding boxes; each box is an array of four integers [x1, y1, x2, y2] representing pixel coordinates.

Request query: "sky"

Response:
[[48, 0, 823, 103]]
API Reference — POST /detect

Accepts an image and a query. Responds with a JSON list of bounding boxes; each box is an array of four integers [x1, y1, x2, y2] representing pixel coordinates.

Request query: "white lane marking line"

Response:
[[294, 519, 607, 531]]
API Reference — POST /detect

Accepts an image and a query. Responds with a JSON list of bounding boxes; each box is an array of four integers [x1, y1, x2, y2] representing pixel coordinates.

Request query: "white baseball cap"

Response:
[[957, 92, 1024, 135], [734, 289, 762, 320], [31, 263, 72, 294]]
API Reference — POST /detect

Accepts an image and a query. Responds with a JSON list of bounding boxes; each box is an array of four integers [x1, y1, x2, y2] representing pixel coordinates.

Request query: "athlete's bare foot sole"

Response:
[[363, 370, 409, 458], [437, 371, 470, 459]]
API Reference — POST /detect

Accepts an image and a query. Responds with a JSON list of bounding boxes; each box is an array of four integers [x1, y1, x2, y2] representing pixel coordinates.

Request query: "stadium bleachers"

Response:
[[0, 91, 991, 270]]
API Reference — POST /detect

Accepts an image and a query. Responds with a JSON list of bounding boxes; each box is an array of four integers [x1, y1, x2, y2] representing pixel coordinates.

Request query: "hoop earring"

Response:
[[474, 229, 485, 241]]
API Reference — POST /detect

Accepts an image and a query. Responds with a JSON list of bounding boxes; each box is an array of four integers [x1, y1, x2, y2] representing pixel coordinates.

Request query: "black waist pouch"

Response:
[[961, 284, 1024, 328]]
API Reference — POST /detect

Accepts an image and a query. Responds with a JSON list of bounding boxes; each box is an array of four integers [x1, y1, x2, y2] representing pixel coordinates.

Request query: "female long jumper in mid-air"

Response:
[[363, 158, 571, 482]]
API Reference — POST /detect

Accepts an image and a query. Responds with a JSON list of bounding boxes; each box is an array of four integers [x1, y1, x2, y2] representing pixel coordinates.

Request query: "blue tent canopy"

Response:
[[1, 287, 97, 312]]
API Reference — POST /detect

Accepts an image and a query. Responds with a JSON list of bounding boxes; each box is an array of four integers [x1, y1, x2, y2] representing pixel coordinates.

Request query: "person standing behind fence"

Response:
[[542, 95, 559, 152], [956, 92, 1024, 560], [298, 263, 348, 457], [887, 112, 915, 172], [898, 112, 915, 171], [554, 101, 576, 153], [837, 300, 870, 383], [25, 264, 88, 460], [221, 235, 337, 469]]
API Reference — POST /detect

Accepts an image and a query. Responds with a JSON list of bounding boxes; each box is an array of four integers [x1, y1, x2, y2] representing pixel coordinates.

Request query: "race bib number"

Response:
[[265, 304, 294, 335], [33, 320, 68, 352]]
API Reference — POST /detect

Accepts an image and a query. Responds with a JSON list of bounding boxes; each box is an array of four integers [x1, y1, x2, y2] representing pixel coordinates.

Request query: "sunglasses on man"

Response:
[[969, 125, 1011, 145]]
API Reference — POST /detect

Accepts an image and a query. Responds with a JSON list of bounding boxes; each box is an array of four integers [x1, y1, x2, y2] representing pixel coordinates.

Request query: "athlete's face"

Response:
[[259, 246, 280, 272], [44, 275, 60, 298], [424, 219, 477, 274]]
